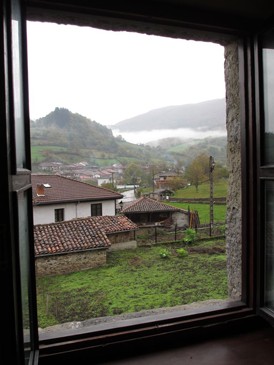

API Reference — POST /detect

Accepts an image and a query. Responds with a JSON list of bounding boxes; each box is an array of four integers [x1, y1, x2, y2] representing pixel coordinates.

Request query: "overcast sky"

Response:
[[27, 22, 225, 126]]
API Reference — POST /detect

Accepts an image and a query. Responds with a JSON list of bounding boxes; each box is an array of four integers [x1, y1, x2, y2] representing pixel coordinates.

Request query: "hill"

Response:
[[30, 108, 167, 166], [30, 108, 227, 169], [111, 99, 226, 132]]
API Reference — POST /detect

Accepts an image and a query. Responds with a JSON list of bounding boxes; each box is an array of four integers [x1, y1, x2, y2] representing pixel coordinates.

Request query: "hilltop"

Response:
[[30, 108, 166, 166]]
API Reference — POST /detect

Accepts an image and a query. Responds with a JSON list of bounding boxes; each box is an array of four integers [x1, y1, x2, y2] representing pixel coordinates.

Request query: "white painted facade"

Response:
[[33, 200, 116, 225]]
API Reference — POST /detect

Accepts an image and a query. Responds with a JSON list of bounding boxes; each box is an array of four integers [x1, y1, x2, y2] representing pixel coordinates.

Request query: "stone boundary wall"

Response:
[[170, 198, 226, 205], [35, 249, 107, 276]]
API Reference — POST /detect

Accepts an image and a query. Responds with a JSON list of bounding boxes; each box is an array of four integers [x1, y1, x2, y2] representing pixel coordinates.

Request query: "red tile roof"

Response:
[[91, 215, 138, 234], [121, 197, 184, 213], [34, 215, 137, 256], [32, 174, 123, 205], [34, 217, 110, 256]]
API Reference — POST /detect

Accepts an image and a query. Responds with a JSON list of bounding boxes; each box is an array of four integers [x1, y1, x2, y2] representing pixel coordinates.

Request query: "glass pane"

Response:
[[11, 0, 26, 168], [18, 191, 31, 364], [265, 181, 274, 310]]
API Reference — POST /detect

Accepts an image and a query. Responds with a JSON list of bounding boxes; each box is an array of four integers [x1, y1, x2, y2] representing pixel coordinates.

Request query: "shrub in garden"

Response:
[[183, 228, 197, 244], [177, 248, 188, 257], [159, 249, 171, 258]]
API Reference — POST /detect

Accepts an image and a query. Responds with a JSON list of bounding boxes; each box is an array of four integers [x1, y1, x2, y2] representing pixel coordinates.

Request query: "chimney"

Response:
[[37, 184, 45, 196]]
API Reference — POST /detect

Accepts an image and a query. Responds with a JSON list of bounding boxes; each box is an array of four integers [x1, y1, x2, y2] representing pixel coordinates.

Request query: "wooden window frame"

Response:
[[91, 203, 102, 217], [254, 24, 274, 327], [3, 0, 263, 363], [54, 208, 64, 222]]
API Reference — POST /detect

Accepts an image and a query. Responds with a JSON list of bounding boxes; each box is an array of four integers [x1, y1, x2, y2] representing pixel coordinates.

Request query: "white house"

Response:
[[32, 175, 123, 225]]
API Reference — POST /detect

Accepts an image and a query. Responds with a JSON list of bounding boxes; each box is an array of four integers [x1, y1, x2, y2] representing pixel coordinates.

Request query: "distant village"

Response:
[[37, 160, 183, 188]]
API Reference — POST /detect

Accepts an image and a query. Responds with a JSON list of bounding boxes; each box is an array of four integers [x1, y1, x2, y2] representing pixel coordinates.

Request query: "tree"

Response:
[[214, 166, 229, 181], [101, 182, 118, 192], [185, 153, 209, 192], [123, 163, 142, 184], [165, 176, 186, 191]]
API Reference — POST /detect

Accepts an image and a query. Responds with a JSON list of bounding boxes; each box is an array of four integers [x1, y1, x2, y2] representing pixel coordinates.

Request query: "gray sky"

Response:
[[27, 22, 225, 126]]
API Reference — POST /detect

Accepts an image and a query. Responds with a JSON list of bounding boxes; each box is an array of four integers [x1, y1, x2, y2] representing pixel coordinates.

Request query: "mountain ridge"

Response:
[[111, 98, 226, 132]]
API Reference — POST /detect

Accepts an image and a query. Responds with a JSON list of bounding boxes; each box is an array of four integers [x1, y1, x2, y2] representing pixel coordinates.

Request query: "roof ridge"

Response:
[[31, 174, 123, 197], [34, 215, 138, 230], [121, 196, 146, 212], [121, 196, 181, 213]]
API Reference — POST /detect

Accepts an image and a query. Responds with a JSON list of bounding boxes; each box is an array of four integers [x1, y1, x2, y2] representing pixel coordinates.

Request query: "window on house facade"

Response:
[[91, 203, 102, 216], [55, 208, 64, 222]]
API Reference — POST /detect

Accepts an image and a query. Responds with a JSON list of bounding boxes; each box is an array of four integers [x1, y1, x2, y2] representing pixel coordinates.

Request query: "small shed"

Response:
[[121, 197, 189, 228]]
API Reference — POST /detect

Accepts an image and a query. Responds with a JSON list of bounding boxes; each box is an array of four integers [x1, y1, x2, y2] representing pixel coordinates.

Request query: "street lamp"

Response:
[[209, 156, 215, 237]]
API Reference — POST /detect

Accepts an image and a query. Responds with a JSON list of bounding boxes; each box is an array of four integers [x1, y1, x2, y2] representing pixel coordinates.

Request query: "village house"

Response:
[[149, 188, 173, 201], [34, 215, 138, 276], [38, 161, 63, 172], [32, 174, 123, 225], [121, 196, 189, 228], [154, 172, 185, 189]]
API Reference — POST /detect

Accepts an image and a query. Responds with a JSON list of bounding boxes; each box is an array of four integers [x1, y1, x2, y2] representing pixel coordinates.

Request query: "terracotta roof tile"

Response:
[[91, 215, 138, 234], [32, 174, 122, 205], [121, 197, 182, 213], [34, 215, 137, 256], [34, 217, 110, 256]]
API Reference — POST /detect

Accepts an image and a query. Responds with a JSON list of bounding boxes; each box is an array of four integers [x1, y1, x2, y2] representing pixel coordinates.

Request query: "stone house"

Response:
[[32, 174, 123, 225], [34, 215, 138, 276], [121, 197, 189, 228]]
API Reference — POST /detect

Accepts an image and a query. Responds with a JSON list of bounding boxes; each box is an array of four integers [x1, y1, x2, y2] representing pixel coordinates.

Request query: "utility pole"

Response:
[[209, 156, 215, 237]]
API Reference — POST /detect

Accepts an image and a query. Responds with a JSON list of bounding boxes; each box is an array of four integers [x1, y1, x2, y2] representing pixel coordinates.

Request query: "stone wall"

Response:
[[107, 231, 134, 244], [107, 232, 137, 251], [224, 42, 242, 300], [172, 211, 189, 228], [108, 241, 137, 252], [35, 249, 107, 276]]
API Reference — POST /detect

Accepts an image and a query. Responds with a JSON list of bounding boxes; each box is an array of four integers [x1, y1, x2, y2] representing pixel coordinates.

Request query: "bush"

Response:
[[177, 248, 188, 257], [183, 228, 197, 244], [159, 249, 171, 259]]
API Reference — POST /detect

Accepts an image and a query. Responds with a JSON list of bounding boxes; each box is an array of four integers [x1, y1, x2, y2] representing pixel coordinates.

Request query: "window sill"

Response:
[[38, 300, 254, 360]]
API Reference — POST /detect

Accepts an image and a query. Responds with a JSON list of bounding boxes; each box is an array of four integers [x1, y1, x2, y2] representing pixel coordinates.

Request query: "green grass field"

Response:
[[167, 140, 202, 153], [31, 146, 68, 162], [174, 180, 228, 198], [168, 202, 226, 223], [36, 239, 227, 328], [94, 158, 119, 166]]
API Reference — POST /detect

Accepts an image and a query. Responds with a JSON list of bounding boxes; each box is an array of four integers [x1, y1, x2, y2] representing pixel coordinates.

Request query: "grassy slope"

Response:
[[36, 239, 227, 328], [174, 180, 228, 198], [31, 146, 68, 162], [167, 140, 202, 152], [168, 202, 226, 223]]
